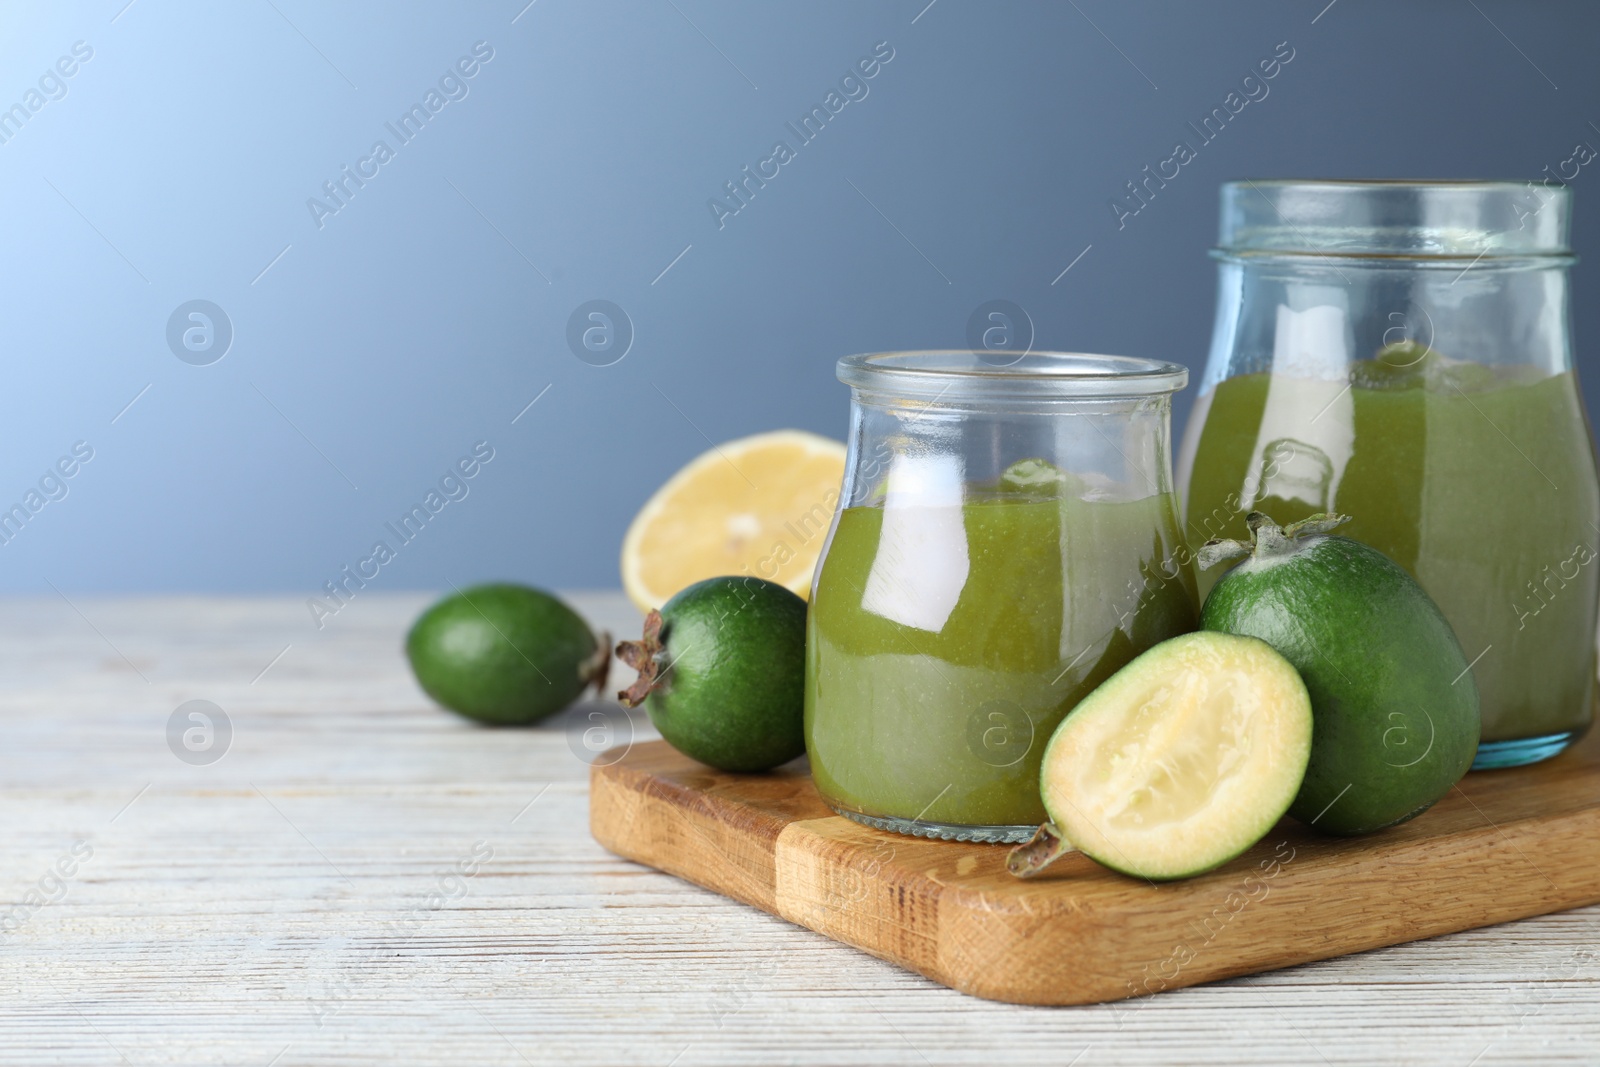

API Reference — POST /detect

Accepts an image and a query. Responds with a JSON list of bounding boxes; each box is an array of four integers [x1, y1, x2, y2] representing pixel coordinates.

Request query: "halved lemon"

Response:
[[620, 429, 848, 613]]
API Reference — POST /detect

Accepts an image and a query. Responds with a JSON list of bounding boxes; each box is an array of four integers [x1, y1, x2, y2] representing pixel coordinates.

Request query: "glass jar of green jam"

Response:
[[1180, 180, 1600, 770], [805, 351, 1198, 843]]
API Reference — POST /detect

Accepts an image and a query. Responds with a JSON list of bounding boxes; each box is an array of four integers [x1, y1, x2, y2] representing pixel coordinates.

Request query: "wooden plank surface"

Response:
[[591, 736, 1600, 1005], [1, 592, 1597, 1064]]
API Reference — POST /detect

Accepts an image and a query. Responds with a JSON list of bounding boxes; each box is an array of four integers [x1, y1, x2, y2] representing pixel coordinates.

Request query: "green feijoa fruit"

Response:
[[616, 575, 806, 772], [1010, 631, 1312, 882], [406, 583, 610, 725], [1199, 512, 1480, 836]]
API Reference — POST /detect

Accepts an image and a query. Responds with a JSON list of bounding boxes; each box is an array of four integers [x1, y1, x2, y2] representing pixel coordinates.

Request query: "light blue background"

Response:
[[3, 0, 1598, 596]]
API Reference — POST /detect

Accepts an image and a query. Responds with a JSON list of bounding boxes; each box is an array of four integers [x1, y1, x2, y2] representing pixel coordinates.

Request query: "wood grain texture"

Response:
[[1, 593, 1598, 1065], [593, 733, 1600, 1006]]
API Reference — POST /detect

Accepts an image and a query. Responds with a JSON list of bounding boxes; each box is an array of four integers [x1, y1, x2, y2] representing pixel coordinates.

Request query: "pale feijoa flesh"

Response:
[[1034, 631, 1312, 881]]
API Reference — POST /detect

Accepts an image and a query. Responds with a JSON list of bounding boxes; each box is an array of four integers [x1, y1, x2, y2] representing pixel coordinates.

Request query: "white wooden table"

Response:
[[2, 592, 1596, 1066]]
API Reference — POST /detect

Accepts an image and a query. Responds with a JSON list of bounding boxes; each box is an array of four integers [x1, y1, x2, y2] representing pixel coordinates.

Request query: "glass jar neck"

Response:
[[841, 391, 1179, 513], [1198, 250, 1574, 399], [1218, 180, 1573, 258]]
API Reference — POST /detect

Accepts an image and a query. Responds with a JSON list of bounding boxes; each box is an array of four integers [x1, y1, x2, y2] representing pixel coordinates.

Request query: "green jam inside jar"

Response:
[[1183, 355, 1600, 744], [805, 488, 1197, 831]]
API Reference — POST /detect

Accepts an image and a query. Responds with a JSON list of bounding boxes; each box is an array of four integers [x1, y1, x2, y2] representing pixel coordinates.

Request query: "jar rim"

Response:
[[837, 350, 1188, 400], [1218, 179, 1571, 257]]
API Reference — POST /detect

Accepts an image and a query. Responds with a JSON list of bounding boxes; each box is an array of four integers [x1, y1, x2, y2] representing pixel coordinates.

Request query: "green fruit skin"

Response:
[[407, 583, 598, 725], [1201, 536, 1480, 836], [646, 576, 807, 772]]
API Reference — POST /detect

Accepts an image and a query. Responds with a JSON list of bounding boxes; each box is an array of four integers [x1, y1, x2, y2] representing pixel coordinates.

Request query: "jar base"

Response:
[[831, 805, 1036, 844], [1471, 732, 1579, 770]]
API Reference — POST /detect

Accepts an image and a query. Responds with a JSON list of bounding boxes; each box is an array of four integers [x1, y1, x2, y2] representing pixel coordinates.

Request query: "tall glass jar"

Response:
[[806, 351, 1198, 843], [1180, 180, 1600, 770]]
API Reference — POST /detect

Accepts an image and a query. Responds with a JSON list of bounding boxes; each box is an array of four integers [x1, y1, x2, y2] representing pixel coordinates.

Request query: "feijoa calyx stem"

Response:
[[1197, 511, 1351, 571], [615, 609, 664, 708], [1007, 823, 1074, 878], [582, 627, 612, 697]]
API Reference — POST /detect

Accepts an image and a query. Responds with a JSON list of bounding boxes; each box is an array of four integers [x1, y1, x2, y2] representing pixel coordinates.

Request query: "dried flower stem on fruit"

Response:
[[616, 610, 664, 708], [1198, 511, 1350, 570], [583, 630, 612, 697], [1007, 823, 1074, 878]]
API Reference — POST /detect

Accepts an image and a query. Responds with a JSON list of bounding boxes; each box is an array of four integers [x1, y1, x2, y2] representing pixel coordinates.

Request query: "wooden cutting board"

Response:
[[589, 729, 1600, 1006]]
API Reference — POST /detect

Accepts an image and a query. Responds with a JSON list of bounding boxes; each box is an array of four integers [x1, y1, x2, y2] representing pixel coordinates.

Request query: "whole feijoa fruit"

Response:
[[1199, 512, 1480, 836], [616, 575, 806, 772], [407, 583, 609, 725]]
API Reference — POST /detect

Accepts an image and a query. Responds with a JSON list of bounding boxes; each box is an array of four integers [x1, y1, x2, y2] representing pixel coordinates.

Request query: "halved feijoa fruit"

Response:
[[1200, 512, 1480, 836], [1025, 631, 1312, 881]]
